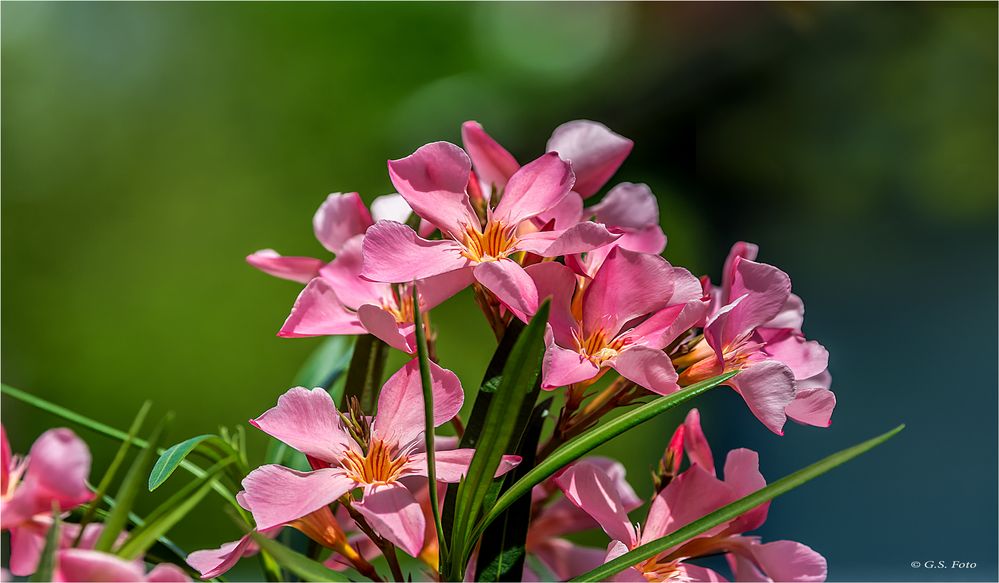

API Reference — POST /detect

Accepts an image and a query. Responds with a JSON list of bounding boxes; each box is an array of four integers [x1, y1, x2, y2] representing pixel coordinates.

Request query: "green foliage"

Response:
[[570, 424, 906, 582], [29, 509, 60, 583], [148, 434, 224, 491], [342, 334, 390, 413], [250, 532, 351, 582]]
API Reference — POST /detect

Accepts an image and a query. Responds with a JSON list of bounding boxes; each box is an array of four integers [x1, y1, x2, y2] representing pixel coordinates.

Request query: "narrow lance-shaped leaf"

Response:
[[413, 284, 449, 560], [570, 424, 907, 582], [249, 532, 352, 582], [94, 414, 171, 552], [29, 505, 60, 583], [448, 301, 550, 580], [149, 434, 232, 491], [471, 371, 738, 543], [342, 333, 389, 413]]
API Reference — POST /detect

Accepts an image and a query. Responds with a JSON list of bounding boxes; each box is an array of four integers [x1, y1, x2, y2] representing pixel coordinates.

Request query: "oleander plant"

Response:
[[1, 120, 902, 582]]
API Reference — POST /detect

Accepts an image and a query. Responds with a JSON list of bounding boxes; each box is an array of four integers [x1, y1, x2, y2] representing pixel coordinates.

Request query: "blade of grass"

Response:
[[249, 532, 352, 582], [29, 506, 60, 582], [570, 424, 906, 582], [412, 285, 448, 560], [471, 371, 738, 544]]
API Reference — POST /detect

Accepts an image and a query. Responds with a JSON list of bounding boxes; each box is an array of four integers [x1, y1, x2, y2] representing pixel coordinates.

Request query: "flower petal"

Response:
[[745, 540, 828, 582], [641, 464, 731, 545], [534, 191, 583, 229], [720, 241, 759, 304], [370, 193, 413, 224], [247, 250, 323, 284], [146, 564, 193, 582], [785, 388, 836, 428], [516, 222, 620, 258], [313, 193, 373, 254], [372, 360, 464, 448], [758, 328, 829, 381], [357, 304, 414, 353], [461, 121, 520, 193], [556, 461, 638, 547], [722, 448, 769, 533], [242, 466, 355, 531], [407, 449, 520, 483], [546, 120, 632, 198], [525, 262, 578, 346], [682, 409, 715, 475], [493, 152, 574, 226], [611, 345, 679, 396], [250, 387, 353, 462], [354, 483, 425, 557], [278, 278, 366, 338], [541, 332, 600, 389], [360, 221, 469, 283], [602, 541, 647, 583], [532, 538, 609, 581], [583, 247, 679, 336], [387, 141, 479, 237], [587, 182, 659, 230], [718, 259, 791, 346], [317, 236, 388, 310], [18, 429, 93, 517], [730, 361, 796, 435], [54, 549, 146, 582], [415, 268, 476, 311], [624, 299, 708, 351], [186, 534, 258, 580], [472, 261, 538, 323]]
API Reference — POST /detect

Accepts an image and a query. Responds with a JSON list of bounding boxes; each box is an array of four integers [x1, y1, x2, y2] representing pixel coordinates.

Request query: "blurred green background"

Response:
[[2, 2, 996, 580]]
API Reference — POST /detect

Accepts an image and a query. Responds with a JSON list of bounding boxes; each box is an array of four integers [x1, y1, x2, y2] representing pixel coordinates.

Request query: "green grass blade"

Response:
[[412, 285, 449, 561], [149, 434, 228, 491], [29, 507, 60, 582], [119, 457, 235, 559], [250, 532, 351, 582], [472, 371, 738, 543], [570, 424, 906, 582], [94, 414, 171, 552], [75, 400, 152, 541], [448, 301, 549, 579]]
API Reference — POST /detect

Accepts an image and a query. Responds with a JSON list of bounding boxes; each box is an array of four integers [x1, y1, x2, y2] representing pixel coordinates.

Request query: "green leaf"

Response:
[[471, 371, 738, 544], [341, 333, 389, 412], [250, 531, 351, 582], [75, 400, 152, 541], [448, 301, 549, 579], [475, 398, 551, 581], [94, 414, 171, 552], [412, 285, 448, 560], [149, 434, 227, 491], [120, 457, 235, 559], [1, 384, 245, 518], [570, 424, 906, 582], [29, 507, 60, 582]]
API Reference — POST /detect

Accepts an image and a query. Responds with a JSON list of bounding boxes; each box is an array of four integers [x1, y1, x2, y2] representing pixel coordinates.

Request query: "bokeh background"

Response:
[[3, 2, 997, 581]]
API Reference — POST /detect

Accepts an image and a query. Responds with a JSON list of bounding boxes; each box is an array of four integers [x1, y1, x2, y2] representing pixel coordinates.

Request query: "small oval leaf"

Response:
[[148, 434, 218, 491]]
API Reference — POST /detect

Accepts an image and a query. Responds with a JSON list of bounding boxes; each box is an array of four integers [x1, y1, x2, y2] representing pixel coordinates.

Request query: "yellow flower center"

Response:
[[460, 221, 518, 263], [575, 329, 628, 367], [639, 556, 684, 582], [384, 289, 415, 324], [340, 439, 409, 485]]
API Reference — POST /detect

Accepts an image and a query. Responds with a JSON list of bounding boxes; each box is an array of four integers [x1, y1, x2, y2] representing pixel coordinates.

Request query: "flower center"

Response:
[[639, 555, 684, 582], [340, 439, 409, 485], [384, 286, 415, 324], [575, 329, 628, 367], [2, 455, 27, 502], [460, 221, 518, 262]]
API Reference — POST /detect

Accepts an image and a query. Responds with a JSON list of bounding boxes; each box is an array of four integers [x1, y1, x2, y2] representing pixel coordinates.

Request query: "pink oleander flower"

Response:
[[247, 191, 414, 284], [528, 246, 705, 394], [556, 410, 827, 582], [1, 425, 94, 577], [239, 360, 520, 557], [676, 243, 834, 434], [360, 138, 621, 321], [54, 549, 190, 582]]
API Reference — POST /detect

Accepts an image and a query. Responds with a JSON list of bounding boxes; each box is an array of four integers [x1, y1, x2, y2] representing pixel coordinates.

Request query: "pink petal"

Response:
[[758, 328, 829, 381], [461, 121, 520, 193], [587, 182, 659, 230], [602, 541, 647, 583], [16, 429, 93, 519], [525, 263, 578, 346], [675, 564, 729, 582], [624, 300, 708, 351], [387, 141, 479, 237], [534, 191, 583, 229], [1, 425, 10, 496], [718, 259, 791, 347], [493, 152, 574, 226], [8, 522, 46, 576], [145, 564, 192, 582], [641, 464, 731, 545], [354, 483, 425, 557], [278, 278, 366, 338], [682, 409, 715, 475], [317, 236, 388, 310], [407, 449, 520, 483], [246, 250, 324, 284], [369, 193, 413, 224], [532, 538, 608, 581], [357, 304, 415, 353], [583, 247, 679, 336], [556, 461, 638, 547], [250, 387, 352, 462], [767, 293, 805, 330], [312, 193, 373, 255], [542, 332, 600, 389], [730, 361, 796, 435], [746, 540, 828, 582], [720, 241, 759, 304], [54, 549, 146, 582], [241, 466, 355, 531], [516, 222, 620, 258], [372, 360, 464, 448], [611, 345, 679, 395], [722, 449, 769, 533], [186, 534, 258, 579], [785, 388, 836, 428], [415, 268, 476, 311], [546, 120, 633, 198], [360, 221, 470, 283], [471, 261, 538, 323]]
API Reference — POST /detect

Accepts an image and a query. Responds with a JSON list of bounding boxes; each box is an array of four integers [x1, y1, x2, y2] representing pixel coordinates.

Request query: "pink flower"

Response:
[[247, 192, 413, 284], [529, 247, 705, 394], [677, 243, 834, 434], [360, 140, 620, 322], [556, 410, 827, 582], [1, 425, 94, 577], [54, 549, 190, 582], [240, 360, 520, 557]]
